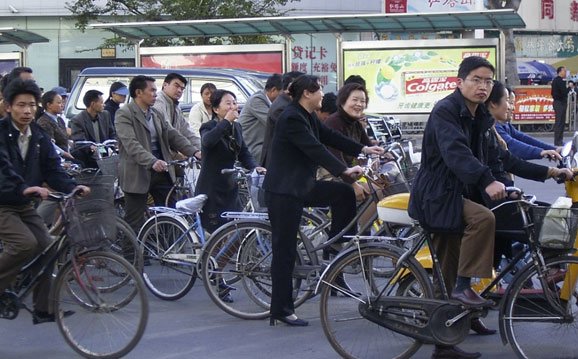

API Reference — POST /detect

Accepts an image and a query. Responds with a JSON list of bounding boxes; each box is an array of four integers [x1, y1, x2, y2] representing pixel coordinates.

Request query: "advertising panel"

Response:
[[343, 41, 497, 114], [140, 45, 284, 73], [512, 85, 555, 123]]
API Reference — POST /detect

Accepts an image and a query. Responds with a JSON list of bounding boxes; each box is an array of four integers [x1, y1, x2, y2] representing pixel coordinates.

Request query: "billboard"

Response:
[[140, 44, 284, 73], [342, 40, 498, 114], [512, 85, 555, 123]]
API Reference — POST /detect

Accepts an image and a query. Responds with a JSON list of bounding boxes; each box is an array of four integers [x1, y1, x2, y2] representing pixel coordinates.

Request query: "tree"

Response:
[[66, 0, 299, 47], [485, 0, 522, 85]]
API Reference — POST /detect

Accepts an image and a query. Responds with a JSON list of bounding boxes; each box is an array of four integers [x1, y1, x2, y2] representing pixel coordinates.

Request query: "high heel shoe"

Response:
[[269, 314, 309, 327], [330, 274, 361, 297]]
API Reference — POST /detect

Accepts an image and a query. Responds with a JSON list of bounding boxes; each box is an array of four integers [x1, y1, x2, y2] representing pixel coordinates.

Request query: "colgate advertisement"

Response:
[[405, 72, 458, 95]]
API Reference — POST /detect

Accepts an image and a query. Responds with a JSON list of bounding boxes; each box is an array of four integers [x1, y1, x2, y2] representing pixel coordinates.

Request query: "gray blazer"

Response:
[[153, 90, 201, 152], [115, 101, 197, 194], [238, 90, 270, 162]]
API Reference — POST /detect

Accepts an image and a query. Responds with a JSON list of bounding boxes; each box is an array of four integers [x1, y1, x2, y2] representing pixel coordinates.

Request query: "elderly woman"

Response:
[[194, 89, 265, 233]]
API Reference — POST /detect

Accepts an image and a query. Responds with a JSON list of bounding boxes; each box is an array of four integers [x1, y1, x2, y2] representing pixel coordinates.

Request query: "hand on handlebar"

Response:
[[73, 185, 91, 197], [548, 167, 575, 182], [485, 181, 506, 201], [362, 146, 385, 156], [541, 149, 562, 161], [152, 160, 168, 173], [341, 166, 363, 183], [23, 186, 50, 200]]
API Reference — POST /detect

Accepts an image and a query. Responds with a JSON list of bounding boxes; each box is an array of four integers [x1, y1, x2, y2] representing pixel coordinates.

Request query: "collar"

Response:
[[453, 89, 493, 133], [263, 90, 272, 106], [160, 90, 179, 106], [10, 120, 32, 138], [44, 112, 59, 122]]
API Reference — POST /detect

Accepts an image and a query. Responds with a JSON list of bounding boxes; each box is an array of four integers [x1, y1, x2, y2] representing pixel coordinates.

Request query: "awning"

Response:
[[89, 9, 525, 41], [0, 28, 50, 48]]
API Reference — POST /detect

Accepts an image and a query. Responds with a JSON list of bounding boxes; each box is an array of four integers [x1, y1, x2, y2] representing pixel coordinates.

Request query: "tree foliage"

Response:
[[66, 0, 298, 47], [485, 0, 522, 85]]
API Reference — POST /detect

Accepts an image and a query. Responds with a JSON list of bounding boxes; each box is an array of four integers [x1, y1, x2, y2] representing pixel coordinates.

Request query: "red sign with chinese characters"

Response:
[[512, 86, 555, 123], [385, 0, 407, 13], [542, 0, 554, 19], [572, 0, 578, 22]]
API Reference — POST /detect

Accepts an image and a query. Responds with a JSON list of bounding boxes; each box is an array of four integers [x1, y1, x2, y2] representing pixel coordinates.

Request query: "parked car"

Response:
[[64, 67, 267, 120]]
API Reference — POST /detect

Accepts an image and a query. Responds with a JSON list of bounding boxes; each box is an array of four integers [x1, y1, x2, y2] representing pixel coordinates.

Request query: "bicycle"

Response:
[[317, 187, 578, 359], [0, 188, 149, 359], [199, 159, 393, 320], [164, 157, 200, 207], [137, 194, 208, 300]]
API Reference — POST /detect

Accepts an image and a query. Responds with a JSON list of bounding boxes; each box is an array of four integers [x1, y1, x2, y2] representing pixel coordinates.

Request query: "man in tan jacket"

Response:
[[115, 75, 197, 233]]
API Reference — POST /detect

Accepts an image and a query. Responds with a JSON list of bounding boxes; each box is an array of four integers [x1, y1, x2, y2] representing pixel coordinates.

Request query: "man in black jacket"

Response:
[[70, 89, 116, 169], [551, 66, 569, 146], [0, 79, 88, 324], [408, 56, 506, 359], [263, 75, 383, 326]]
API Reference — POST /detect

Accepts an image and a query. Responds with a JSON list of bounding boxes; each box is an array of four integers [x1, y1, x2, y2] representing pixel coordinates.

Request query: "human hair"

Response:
[[163, 72, 187, 86], [485, 80, 506, 107], [457, 56, 495, 80], [337, 83, 368, 108], [41, 90, 59, 109], [505, 85, 515, 97], [569, 80, 576, 86], [265, 73, 283, 91], [210, 89, 236, 111], [10, 66, 33, 79], [83, 89, 103, 108], [129, 75, 156, 98], [344, 75, 367, 88], [200, 82, 217, 94], [320, 92, 338, 114], [288, 75, 321, 102], [557, 66, 565, 74], [3, 78, 41, 106], [282, 71, 305, 91]]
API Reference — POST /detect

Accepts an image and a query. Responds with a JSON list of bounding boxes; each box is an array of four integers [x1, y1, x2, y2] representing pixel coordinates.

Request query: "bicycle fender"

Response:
[[206, 218, 271, 242], [137, 212, 192, 240]]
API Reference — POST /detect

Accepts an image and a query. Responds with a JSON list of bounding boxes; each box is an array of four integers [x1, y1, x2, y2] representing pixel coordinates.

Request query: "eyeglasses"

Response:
[[465, 77, 494, 88]]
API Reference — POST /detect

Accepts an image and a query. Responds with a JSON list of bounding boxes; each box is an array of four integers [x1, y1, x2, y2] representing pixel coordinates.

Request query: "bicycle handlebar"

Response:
[[75, 139, 117, 147]]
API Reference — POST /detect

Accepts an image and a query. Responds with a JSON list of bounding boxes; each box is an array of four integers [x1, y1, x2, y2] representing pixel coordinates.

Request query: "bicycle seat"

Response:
[[176, 194, 208, 213]]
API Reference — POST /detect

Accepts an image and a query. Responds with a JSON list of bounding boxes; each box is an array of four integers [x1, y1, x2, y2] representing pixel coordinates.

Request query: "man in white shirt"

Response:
[[188, 82, 216, 137]]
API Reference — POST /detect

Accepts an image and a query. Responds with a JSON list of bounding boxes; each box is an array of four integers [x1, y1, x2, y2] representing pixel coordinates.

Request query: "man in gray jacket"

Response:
[[115, 75, 198, 232], [238, 73, 282, 161], [153, 72, 201, 160]]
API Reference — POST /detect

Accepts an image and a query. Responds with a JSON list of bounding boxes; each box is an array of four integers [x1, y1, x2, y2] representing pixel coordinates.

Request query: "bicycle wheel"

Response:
[[54, 251, 148, 359], [106, 218, 143, 273], [139, 215, 198, 300], [502, 255, 578, 359], [319, 245, 433, 359], [201, 220, 306, 320], [165, 179, 193, 207]]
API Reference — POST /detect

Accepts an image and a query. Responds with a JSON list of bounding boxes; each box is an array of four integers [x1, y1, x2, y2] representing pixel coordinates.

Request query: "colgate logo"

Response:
[[406, 77, 458, 94]]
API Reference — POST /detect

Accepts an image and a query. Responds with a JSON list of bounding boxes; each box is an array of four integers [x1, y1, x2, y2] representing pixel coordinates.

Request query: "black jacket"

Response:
[[260, 93, 291, 167], [69, 110, 116, 168], [104, 98, 121, 124], [551, 76, 568, 102], [408, 90, 496, 233], [262, 102, 364, 199], [0, 118, 76, 205]]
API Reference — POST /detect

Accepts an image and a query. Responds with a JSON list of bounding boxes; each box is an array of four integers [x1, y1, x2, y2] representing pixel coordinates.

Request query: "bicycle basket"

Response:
[[532, 206, 578, 249], [247, 172, 267, 212], [96, 155, 119, 177], [65, 198, 117, 248], [74, 174, 115, 203]]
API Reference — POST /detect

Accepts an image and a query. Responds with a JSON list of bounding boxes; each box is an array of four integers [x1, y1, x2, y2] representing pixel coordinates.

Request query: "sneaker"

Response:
[[32, 310, 75, 325]]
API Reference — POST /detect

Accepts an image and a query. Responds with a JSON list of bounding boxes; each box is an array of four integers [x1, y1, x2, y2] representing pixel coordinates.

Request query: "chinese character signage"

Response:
[[385, 0, 407, 13], [542, 0, 554, 19], [292, 33, 338, 93], [405, 0, 477, 13], [512, 86, 555, 123], [343, 44, 497, 114], [572, 0, 578, 21], [515, 34, 578, 58]]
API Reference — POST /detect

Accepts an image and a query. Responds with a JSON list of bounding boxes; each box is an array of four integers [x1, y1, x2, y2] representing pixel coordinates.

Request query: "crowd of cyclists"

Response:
[[0, 56, 575, 358]]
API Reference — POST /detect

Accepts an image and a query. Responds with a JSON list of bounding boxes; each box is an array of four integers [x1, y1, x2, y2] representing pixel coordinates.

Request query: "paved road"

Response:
[[0, 132, 571, 359]]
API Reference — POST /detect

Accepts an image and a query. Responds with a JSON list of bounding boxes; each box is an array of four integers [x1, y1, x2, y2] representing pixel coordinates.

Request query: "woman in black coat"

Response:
[[194, 89, 264, 233]]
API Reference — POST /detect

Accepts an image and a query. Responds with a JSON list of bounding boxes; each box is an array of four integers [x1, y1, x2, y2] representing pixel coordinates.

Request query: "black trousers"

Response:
[[553, 100, 567, 146], [266, 181, 356, 317], [124, 171, 173, 234]]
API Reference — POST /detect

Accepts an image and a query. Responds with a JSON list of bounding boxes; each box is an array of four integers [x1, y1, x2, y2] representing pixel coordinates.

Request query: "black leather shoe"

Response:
[[470, 318, 496, 335], [451, 287, 493, 307], [219, 291, 234, 303], [432, 345, 481, 359], [33, 310, 74, 325], [269, 314, 309, 327]]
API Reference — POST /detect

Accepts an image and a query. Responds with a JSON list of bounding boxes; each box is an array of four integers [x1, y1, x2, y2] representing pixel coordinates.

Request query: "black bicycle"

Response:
[[0, 188, 148, 359]]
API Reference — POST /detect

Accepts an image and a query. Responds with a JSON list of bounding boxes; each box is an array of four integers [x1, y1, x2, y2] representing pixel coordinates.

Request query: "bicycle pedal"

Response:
[[0, 292, 20, 320]]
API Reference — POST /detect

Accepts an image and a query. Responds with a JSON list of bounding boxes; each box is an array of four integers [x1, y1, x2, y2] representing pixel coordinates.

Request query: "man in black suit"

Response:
[[263, 75, 383, 326], [69, 90, 116, 168], [551, 66, 569, 146]]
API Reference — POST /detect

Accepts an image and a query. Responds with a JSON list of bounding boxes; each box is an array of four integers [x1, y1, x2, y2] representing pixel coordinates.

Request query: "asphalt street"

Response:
[[0, 132, 572, 359]]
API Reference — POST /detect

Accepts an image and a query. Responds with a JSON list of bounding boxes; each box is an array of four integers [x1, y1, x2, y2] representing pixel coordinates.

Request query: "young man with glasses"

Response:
[[409, 56, 506, 359]]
